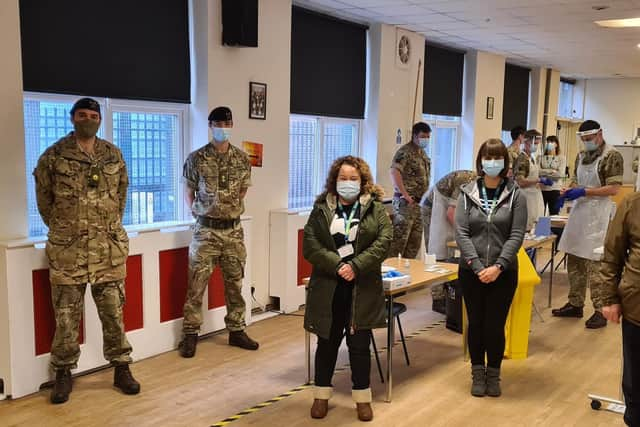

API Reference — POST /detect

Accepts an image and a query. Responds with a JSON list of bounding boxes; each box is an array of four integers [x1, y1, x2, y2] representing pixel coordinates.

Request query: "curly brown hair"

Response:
[[318, 156, 381, 202]]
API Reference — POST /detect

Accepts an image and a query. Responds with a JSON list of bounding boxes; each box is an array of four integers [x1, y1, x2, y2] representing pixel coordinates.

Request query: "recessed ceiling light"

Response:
[[592, 5, 610, 11], [595, 17, 640, 28]]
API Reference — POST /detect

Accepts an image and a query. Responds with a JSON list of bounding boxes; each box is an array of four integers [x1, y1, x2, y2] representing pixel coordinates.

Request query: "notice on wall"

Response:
[[243, 141, 263, 167]]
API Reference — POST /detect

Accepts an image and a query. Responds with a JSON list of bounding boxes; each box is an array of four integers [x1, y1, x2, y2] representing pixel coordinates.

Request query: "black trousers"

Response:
[[460, 268, 517, 369], [542, 190, 561, 215], [623, 319, 640, 427], [314, 282, 371, 390]]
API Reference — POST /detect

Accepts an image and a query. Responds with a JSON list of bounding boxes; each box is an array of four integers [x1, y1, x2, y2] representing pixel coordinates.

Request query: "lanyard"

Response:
[[338, 201, 359, 243], [480, 182, 501, 219]]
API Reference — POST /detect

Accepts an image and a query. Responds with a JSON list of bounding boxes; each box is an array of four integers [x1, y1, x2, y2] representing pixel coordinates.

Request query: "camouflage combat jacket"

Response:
[[183, 143, 251, 220], [33, 133, 129, 285]]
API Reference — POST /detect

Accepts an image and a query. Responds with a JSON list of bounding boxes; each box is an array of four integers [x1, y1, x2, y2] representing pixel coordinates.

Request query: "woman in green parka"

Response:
[[303, 156, 392, 422]]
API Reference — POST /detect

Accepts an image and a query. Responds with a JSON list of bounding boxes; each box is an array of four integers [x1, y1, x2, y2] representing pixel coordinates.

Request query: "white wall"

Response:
[[584, 78, 640, 145], [367, 24, 425, 194], [545, 70, 561, 138], [461, 50, 505, 168], [0, 0, 27, 241], [207, 0, 291, 307]]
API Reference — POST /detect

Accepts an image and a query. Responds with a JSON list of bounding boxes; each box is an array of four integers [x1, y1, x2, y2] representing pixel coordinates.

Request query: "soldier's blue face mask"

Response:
[[212, 127, 232, 143]]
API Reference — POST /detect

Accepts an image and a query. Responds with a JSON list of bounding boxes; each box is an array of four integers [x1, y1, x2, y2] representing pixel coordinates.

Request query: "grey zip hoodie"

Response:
[[454, 178, 527, 273]]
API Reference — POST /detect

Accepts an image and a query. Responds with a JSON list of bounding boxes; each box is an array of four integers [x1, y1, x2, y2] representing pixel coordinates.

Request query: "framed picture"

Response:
[[249, 82, 267, 120], [486, 97, 494, 120]]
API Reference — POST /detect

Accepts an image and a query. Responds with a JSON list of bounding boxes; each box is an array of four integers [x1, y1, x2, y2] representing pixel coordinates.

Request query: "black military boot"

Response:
[[229, 330, 259, 350], [113, 364, 140, 395], [50, 369, 72, 404], [179, 333, 198, 358], [432, 298, 446, 315], [552, 302, 584, 318], [585, 311, 608, 329]]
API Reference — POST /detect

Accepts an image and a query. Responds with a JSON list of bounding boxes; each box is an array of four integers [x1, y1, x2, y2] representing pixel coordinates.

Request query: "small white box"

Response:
[[383, 274, 411, 291]]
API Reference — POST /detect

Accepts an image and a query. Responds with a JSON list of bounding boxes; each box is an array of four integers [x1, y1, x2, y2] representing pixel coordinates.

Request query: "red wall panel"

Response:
[[123, 255, 144, 332], [159, 247, 189, 322]]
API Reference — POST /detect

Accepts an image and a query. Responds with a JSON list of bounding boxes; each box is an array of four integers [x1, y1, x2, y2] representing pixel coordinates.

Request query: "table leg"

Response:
[[385, 294, 395, 403], [548, 240, 555, 308]]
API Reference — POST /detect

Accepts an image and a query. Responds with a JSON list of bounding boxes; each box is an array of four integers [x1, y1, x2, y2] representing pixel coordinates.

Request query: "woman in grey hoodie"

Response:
[[455, 139, 527, 398]]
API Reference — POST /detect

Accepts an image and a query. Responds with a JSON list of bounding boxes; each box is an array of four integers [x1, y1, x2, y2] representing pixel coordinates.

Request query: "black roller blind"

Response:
[[290, 6, 367, 119], [423, 43, 464, 117], [19, 0, 191, 103], [502, 63, 530, 131]]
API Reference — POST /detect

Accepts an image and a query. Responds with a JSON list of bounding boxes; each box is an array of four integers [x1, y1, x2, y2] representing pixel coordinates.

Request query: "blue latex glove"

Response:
[[539, 177, 554, 186], [555, 196, 566, 212], [565, 187, 586, 201]]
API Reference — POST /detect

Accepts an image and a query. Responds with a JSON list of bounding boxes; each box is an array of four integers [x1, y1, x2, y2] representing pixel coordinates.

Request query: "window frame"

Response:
[[23, 91, 190, 237], [557, 80, 576, 120], [422, 114, 462, 183], [288, 113, 362, 211]]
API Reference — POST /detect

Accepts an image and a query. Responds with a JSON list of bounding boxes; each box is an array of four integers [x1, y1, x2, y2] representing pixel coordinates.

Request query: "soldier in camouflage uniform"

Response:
[[554, 120, 624, 329], [420, 170, 476, 313], [507, 126, 525, 177], [179, 106, 258, 357], [389, 122, 431, 259], [33, 98, 140, 404]]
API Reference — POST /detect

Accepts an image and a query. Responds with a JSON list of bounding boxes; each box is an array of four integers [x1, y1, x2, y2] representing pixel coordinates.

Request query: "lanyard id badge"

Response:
[[481, 183, 501, 220], [337, 201, 359, 258]]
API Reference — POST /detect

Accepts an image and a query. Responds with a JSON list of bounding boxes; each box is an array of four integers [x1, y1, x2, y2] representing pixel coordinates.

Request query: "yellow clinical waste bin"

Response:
[[503, 247, 541, 359]]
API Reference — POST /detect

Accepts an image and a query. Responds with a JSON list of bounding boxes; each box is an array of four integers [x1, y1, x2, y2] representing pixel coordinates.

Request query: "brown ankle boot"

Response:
[[179, 333, 198, 358], [353, 388, 373, 422], [50, 369, 72, 404], [356, 403, 373, 422], [113, 364, 140, 395], [228, 330, 259, 350], [310, 399, 328, 419]]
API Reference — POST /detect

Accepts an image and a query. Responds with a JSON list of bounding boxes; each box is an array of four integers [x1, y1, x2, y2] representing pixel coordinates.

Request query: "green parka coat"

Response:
[[303, 190, 392, 339]]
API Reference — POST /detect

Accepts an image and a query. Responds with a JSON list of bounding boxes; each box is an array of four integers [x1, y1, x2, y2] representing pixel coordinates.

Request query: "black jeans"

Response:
[[542, 190, 561, 215], [460, 267, 517, 369], [623, 319, 640, 427], [314, 282, 371, 390]]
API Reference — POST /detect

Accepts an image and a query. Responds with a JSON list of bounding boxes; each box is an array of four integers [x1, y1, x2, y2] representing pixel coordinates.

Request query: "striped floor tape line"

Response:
[[210, 318, 446, 427], [211, 385, 311, 427]]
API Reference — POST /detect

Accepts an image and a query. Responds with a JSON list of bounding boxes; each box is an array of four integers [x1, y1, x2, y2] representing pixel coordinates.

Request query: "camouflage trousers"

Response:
[[422, 203, 445, 300], [567, 254, 604, 310], [50, 281, 132, 370], [183, 223, 247, 334], [390, 198, 423, 259]]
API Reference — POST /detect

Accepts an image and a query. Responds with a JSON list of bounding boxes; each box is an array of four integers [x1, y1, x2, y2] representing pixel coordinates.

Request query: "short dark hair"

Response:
[[545, 135, 560, 155], [524, 129, 542, 141], [579, 120, 601, 132], [412, 122, 431, 136], [476, 138, 510, 178], [510, 126, 526, 141]]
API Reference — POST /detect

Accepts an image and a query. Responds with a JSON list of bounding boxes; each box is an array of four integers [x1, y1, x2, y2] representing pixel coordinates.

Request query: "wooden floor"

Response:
[[0, 253, 627, 427]]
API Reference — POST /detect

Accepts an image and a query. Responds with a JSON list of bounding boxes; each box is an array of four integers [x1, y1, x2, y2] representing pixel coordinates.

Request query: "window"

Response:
[[558, 80, 575, 119], [501, 130, 513, 145], [288, 115, 360, 210], [24, 93, 187, 237], [423, 115, 460, 183]]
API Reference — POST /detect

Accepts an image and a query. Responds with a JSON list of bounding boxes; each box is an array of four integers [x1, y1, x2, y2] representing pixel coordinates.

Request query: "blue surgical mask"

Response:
[[583, 138, 598, 152], [418, 137, 430, 149], [546, 143, 556, 153], [530, 144, 538, 154], [212, 127, 232, 142], [482, 159, 504, 178], [336, 180, 361, 201]]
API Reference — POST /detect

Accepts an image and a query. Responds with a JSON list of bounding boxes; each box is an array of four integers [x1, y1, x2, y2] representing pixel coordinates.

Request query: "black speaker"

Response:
[[222, 0, 258, 47]]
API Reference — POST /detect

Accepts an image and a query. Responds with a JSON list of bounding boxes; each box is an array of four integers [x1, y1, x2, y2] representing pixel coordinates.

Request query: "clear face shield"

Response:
[[576, 128, 602, 152]]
